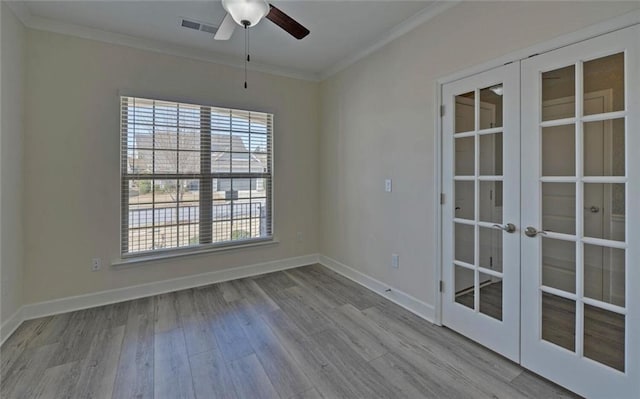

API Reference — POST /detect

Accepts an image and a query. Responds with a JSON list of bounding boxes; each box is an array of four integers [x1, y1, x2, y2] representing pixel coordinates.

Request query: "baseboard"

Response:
[[318, 255, 436, 323], [0, 307, 25, 346], [0, 253, 319, 345], [3, 252, 436, 345]]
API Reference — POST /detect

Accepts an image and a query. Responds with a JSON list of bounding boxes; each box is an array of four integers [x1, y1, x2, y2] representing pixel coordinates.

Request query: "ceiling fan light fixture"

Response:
[[489, 85, 504, 96], [222, 0, 270, 27]]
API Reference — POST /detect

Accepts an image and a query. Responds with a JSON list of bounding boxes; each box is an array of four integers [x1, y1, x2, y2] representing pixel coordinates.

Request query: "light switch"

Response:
[[385, 179, 392, 193]]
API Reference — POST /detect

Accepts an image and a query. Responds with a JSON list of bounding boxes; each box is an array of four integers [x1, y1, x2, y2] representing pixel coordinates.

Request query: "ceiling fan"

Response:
[[214, 0, 310, 40]]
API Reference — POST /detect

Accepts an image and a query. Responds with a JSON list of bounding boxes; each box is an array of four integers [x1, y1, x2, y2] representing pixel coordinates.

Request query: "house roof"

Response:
[[134, 132, 252, 153]]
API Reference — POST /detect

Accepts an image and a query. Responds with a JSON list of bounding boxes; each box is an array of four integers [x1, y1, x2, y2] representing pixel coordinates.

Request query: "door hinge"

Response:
[[440, 193, 445, 205], [490, 256, 493, 268], [440, 105, 445, 117], [439, 280, 444, 293]]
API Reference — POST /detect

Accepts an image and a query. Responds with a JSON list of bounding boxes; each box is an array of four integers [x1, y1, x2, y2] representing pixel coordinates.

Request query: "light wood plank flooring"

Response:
[[0, 264, 579, 398]]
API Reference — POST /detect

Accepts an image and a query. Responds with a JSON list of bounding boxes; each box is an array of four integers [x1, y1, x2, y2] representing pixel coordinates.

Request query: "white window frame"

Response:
[[120, 96, 274, 258]]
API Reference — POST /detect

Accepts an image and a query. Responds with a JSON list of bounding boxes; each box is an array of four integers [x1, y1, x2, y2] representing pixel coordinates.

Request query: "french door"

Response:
[[520, 25, 639, 398], [442, 25, 639, 397], [442, 62, 521, 362]]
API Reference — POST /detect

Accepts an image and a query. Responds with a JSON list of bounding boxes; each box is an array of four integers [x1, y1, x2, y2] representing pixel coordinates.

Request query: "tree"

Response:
[[150, 130, 200, 201], [231, 230, 251, 240], [138, 180, 152, 194]]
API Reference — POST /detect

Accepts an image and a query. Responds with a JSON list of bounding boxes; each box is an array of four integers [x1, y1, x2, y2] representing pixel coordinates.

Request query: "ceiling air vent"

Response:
[[199, 24, 217, 34], [180, 18, 218, 35]]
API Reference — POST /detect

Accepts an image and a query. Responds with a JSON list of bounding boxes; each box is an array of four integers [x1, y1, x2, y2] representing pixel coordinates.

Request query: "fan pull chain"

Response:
[[244, 24, 250, 89]]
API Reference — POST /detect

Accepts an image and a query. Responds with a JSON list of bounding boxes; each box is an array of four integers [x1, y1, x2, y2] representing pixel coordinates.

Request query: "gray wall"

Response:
[[1, 3, 26, 328]]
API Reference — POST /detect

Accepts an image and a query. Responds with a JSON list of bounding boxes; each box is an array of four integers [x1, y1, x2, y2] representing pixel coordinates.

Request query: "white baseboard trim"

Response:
[[0, 308, 25, 346], [1, 253, 319, 345], [318, 255, 435, 323], [2, 253, 437, 345]]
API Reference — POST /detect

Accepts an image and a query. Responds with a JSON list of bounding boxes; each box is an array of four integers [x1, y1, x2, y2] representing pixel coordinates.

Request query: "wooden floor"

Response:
[[0, 264, 579, 399]]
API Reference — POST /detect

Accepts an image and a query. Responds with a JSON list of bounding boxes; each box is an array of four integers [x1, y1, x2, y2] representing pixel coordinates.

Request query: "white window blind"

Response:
[[121, 96, 273, 255]]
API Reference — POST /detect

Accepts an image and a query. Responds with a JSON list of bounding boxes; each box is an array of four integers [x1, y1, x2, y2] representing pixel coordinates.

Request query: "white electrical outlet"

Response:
[[296, 231, 303, 242], [91, 258, 102, 272], [385, 179, 392, 193], [391, 253, 399, 269]]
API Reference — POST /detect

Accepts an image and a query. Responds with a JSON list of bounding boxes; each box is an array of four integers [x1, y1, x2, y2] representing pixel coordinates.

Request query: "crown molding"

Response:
[[5, 0, 459, 83], [319, 0, 461, 80], [27, 15, 321, 81], [4, 1, 32, 25], [5, 1, 320, 82]]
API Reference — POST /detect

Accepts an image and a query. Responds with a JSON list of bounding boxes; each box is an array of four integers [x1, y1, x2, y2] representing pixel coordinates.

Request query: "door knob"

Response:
[[525, 226, 547, 237], [493, 223, 516, 233], [585, 206, 600, 213]]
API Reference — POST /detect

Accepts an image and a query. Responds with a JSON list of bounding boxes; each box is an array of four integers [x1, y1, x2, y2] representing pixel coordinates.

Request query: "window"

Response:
[[121, 96, 273, 255]]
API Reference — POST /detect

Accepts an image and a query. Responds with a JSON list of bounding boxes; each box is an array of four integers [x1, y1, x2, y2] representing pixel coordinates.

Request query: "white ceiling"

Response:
[[17, 0, 440, 79]]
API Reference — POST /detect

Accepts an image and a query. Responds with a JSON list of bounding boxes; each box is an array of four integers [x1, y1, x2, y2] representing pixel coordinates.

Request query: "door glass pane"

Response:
[[584, 245, 625, 307], [480, 85, 503, 129], [479, 181, 502, 224], [455, 92, 475, 133], [479, 273, 502, 321], [542, 238, 576, 294], [542, 65, 575, 121], [455, 181, 474, 220], [584, 118, 625, 176], [455, 265, 475, 310], [584, 183, 625, 241], [479, 226, 502, 272], [542, 125, 575, 176], [542, 183, 575, 235], [542, 292, 576, 352], [479, 133, 503, 175], [455, 136, 475, 176], [584, 304, 625, 372], [455, 223, 474, 265], [584, 53, 624, 116]]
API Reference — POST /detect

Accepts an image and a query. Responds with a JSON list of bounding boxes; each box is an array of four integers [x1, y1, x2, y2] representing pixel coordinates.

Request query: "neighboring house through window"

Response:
[[120, 96, 273, 255]]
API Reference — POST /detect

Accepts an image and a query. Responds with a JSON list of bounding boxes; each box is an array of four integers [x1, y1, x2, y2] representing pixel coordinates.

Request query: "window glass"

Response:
[[121, 97, 273, 254]]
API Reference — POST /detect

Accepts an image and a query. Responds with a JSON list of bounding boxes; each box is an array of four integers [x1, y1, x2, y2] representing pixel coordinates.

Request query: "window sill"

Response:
[[111, 238, 279, 267]]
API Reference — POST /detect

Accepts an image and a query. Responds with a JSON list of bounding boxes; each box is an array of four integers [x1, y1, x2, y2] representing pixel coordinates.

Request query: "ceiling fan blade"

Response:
[[266, 4, 309, 40], [214, 13, 236, 40]]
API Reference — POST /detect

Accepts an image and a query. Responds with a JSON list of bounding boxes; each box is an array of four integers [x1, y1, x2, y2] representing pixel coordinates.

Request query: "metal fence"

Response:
[[128, 202, 264, 228]]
